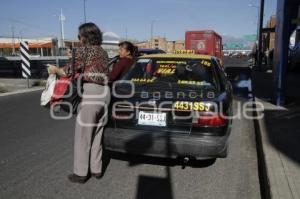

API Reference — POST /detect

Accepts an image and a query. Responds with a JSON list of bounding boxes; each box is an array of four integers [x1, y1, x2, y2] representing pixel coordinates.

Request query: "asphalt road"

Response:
[[223, 56, 250, 68], [0, 90, 261, 199]]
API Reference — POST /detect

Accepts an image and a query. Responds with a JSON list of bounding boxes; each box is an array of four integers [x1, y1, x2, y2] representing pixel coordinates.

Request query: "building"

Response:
[[0, 31, 121, 58], [166, 40, 185, 53], [135, 36, 185, 53], [0, 37, 54, 57], [151, 37, 168, 50], [135, 41, 150, 49]]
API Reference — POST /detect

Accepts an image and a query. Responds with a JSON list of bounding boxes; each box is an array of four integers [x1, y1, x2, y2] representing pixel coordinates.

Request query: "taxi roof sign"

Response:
[[174, 49, 195, 54]]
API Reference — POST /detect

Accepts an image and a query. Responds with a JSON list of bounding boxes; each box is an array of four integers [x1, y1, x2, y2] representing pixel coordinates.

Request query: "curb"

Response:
[[253, 99, 271, 199], [253, 98, 295, 199], [0, 87, 44, 97]]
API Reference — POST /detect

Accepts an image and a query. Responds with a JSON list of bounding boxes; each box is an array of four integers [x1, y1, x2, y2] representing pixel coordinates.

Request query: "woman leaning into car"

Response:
[[47, 22, 110, 184], [109, 41, 136, 82]]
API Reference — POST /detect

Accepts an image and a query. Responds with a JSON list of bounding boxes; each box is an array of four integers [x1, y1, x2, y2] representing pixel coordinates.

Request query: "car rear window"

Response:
[[125, 58, 217, 88]]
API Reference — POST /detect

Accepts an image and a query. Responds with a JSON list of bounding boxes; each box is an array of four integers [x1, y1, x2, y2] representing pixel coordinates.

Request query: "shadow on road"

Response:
[[135, 174, 172, 199], [129, 129, 174, 199], [104, 131, 215, 199]]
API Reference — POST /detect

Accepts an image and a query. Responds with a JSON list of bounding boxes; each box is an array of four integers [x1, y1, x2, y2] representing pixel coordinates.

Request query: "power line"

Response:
[[11, 25, 15, 55]]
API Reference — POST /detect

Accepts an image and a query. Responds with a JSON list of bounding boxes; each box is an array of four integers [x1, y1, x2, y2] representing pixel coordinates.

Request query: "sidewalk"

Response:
[[0, 78, 45, 93], [253, 70, 300, 199]]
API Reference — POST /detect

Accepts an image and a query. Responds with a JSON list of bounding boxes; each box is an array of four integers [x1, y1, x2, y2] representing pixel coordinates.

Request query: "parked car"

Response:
[[104, 53, 233, 161]]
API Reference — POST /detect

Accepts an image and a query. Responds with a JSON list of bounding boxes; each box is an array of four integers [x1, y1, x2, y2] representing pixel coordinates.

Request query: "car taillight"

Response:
[[112, 112, 132, 120], [192, 112, 226, 127]]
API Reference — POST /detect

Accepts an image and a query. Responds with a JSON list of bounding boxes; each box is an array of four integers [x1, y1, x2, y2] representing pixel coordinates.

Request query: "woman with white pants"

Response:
[[48, 22, 110, 184]]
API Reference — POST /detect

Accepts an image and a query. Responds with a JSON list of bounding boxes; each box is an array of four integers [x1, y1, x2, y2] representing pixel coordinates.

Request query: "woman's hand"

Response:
[[66, 49, 72, 59], [47, 64, 58, 74], [47, 64, 67, 77]]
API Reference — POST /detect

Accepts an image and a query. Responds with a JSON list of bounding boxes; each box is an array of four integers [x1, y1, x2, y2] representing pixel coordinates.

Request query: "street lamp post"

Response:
[[249, 2, 265, 71], [11, 26, 16, 55], [248, 4, 260, 40]]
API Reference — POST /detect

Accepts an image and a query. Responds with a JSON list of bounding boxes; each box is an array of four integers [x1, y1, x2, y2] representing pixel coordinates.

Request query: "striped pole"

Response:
[[20, 41, 30, 87]]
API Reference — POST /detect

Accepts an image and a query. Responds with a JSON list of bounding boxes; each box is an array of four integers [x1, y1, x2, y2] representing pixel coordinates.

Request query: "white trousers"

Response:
[[73, 83, 111, 176]]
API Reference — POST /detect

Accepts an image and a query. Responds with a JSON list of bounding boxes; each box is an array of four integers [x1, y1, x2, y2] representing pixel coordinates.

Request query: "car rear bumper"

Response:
[[103, 127, 229, 160]]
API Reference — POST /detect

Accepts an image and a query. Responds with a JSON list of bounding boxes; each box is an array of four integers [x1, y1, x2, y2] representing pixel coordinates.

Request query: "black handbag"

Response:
[[60, 48, 86, 115]]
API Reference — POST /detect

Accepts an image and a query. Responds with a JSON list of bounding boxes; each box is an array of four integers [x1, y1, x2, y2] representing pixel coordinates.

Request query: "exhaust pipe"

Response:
[[183, 157, 190, 164], [181, 157, 190, 169]]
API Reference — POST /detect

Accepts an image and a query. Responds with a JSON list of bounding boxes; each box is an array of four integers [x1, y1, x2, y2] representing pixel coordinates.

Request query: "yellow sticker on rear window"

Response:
[[131, 78, 155, 83], [159, 64, 176, 69], [177, 80, 206, 86], [156, 68, 176, 75], [201, 60, 212, 67]]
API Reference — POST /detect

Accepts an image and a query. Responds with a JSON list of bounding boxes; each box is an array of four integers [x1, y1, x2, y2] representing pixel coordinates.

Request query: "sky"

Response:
[[0, 0, 277, 41]]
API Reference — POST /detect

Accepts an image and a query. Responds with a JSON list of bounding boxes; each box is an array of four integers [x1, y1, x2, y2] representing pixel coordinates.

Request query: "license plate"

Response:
[[138, 111, 167, 127]]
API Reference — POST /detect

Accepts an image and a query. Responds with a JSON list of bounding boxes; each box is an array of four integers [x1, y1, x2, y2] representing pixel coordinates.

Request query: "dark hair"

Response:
[[78, 22, 103, 46], [119, 41, 136, 57]]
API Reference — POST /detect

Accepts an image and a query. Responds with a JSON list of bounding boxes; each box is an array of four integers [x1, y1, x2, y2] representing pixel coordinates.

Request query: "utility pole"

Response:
[[59, 9, 65, 48], [11, 26, 16, 55], [19, 30, 23, 41], [151, 21, 154, 48], [150, 19, 158, 48], [83, 0, 87, 23]]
